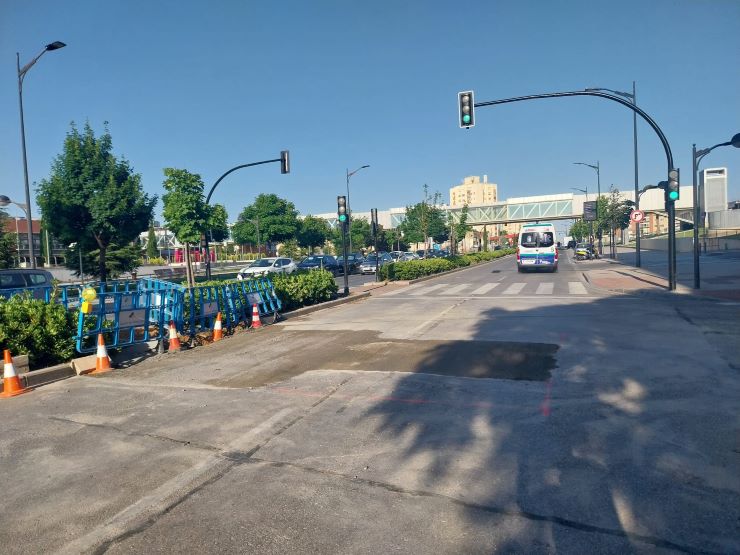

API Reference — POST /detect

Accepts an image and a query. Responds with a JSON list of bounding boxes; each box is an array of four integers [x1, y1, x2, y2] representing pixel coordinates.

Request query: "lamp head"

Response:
[[45, 41, 66, 51], [731, 133, 740, 149], [0, 195, 10, 207]]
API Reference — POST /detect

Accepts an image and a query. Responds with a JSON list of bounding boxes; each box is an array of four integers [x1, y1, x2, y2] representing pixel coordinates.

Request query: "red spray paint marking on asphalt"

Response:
[[271, 387, 493, 409], [540, 378, 553, 417]]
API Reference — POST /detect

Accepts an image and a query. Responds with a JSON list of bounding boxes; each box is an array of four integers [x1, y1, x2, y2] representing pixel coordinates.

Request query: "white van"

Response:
[[516, 223, 558, 272]]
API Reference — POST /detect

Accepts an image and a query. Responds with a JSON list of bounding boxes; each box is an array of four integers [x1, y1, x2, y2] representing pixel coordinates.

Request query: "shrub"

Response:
[[0, 293, 77, 368], [379, 249, 515, 281], [271, 270, 338, 311]]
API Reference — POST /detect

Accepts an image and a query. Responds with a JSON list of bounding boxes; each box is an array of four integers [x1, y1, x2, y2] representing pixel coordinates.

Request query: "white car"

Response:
[[237, 257, 296, 279]]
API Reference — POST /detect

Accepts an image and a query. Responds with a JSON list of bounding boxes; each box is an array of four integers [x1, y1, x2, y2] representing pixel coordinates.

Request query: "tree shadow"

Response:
[[361, 293, 739, 553]]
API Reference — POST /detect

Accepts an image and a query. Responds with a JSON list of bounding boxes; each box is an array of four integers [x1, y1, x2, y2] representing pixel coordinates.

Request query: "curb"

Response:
[[18, 363, 76, 390], [279, 291, 372, 320], [387, 254, 515, 286]]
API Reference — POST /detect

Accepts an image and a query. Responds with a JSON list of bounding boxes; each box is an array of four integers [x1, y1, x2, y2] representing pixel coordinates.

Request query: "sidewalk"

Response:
[[582, 248, 740, 301]]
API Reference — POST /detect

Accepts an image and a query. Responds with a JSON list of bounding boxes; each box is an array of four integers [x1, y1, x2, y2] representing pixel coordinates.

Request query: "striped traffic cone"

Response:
[[168, 321, 182, 352], [1, 350, 30, 398], [250, 304, 262, 329], [213, 312, 223, 342], [90, 333, 112, 374]]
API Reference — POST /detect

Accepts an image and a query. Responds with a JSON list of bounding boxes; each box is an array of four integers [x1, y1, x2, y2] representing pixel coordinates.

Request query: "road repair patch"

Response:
[[206, 330, 557, 388]]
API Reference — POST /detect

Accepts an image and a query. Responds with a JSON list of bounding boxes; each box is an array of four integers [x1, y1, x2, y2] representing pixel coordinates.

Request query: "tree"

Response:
[[207, 204, 230, 243], [297, 215, 331, 253], [569, 220, 591, 242], [0, 209, 16, 269], [400, 186, 448, 248], [146, 223, 158, 259], [232, 194, 299, 252], [602, 187, 634, 257], [161, 168, 209, 288], [37, 122, 156, 281], [448, 204, 471, 254]]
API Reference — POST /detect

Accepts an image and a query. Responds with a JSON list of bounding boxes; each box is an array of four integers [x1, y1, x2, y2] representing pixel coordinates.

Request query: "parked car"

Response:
[[0, 269, 55, 299], [389, 251, 405, 261], [237, 257, 296, 279], [398, 252, 420, 261], [359, 253, 393, 274], [297, 255, 340, 275], [336, 253, 363, 274]]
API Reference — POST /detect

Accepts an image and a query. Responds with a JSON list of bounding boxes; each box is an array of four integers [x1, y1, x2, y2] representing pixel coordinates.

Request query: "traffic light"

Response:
[[665, 168, 679, 203], [280, 150, 290, 174], [458, 91, 475, 128], [337, 196, 348, 228]]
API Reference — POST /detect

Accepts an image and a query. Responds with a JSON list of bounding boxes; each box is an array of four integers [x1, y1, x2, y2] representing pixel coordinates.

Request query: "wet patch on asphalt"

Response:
[[207, 330, 558, 388]]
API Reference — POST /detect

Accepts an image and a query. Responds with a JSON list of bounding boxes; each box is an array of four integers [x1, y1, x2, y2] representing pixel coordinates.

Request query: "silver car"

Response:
[[237, 257, 296, 279]]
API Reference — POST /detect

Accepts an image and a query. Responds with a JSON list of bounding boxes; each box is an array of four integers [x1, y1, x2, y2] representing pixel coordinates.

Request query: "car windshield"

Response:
[[302, 256, 323, 263], [364, 256, 378, 263], [252, 259, 272, 267], [520, 232, 554, 248]]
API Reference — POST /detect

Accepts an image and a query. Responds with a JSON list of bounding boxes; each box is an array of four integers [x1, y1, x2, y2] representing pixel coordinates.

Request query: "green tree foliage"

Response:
[[207, 203, 230, 243], [297, 215, 331, 253], [0, 209, 16, 269], [601, 187, 634, 256], [36, 123, 156, 281], [569, 220, 591, 242], [448, 205, 472, 254], [146, 223, 158, 259], [162, 168, 210, 287], [400, 186, 448, 246], [232, 194, 299, 249]]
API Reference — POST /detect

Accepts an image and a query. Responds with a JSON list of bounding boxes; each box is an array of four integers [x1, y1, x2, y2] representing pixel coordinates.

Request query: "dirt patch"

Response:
[[207, 330, 557, 388]]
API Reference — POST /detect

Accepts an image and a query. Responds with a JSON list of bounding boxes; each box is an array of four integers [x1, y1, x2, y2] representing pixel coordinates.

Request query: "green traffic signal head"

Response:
[[669, 190, 679, 201], [338, 214, 347, 222]]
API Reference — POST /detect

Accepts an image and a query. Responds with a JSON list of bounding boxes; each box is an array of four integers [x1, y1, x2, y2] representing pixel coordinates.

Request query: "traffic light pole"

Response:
[[473, 89, 676, 290], [341, 223, 349, 296], [203, 152, 289, 280]]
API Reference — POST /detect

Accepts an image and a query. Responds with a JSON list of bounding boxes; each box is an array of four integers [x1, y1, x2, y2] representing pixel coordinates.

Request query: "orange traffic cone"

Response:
[[168, 321, 182, 352], [1, 350, 30, 398], [213, 312, 223, 342], [90, 333, 112, 374], [250, 304, 262, 329]]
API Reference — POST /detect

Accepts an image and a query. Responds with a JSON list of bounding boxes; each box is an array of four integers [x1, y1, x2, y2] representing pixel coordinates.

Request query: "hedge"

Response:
[[379, 249, 515, 281]]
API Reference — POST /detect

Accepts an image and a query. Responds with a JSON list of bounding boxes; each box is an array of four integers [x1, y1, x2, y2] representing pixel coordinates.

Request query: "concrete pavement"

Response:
[[1, 253, 738, 553]]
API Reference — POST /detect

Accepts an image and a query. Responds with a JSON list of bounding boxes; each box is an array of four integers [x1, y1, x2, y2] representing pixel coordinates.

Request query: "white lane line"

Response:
[[470, 283, 500, 295], [442, 283, 470, 295], [536, 282, 554, 295], [569, 281, 588, 295], [503, 282, 526, 295], [409, 283, 448, 296]]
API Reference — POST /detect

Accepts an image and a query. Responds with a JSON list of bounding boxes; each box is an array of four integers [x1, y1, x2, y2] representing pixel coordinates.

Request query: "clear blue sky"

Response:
[[1, 0, 739, 223]]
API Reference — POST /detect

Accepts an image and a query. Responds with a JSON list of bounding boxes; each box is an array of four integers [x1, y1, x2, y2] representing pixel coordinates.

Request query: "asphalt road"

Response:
[[2, 252, 738, 554]]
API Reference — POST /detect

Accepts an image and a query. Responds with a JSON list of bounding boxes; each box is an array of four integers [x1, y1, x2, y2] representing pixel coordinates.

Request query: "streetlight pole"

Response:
[[586, 84, 640, 265], [574, 161, 602, 255], [17, 41, 66, 269], [571, 187, 592, 243], [692, 133, 740, 289], [345, 165, 370, 254], [203, 151, 289, 280]]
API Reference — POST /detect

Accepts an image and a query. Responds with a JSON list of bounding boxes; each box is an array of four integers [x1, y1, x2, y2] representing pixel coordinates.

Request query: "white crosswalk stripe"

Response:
[[503, 282, 526, 295], [409, 283, 448, 296], [470, 283, 500, 295], [442, 284, 470, 295], [568, 281, 588, 295], [535, 282, 554, 295]]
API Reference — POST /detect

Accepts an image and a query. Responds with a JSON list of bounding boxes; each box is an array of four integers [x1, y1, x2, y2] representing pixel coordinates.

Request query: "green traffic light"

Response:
[[339, 215, 347, 222], [462, 115, 471, 124], [669, 191, 679, 201]]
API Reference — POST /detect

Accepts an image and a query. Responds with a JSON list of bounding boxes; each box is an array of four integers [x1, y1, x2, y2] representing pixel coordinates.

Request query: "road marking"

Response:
[[409, 283, 448, 296], [569, 281, 588, 295], [470, 283, 499, 295], [503, 282, 526, 295], [536, 282, 554, 295], [443, 283, 470, 295]]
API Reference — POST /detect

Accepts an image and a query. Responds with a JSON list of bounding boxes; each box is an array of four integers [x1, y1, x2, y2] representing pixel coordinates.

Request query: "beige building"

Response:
[[449, 175, 497, 207]]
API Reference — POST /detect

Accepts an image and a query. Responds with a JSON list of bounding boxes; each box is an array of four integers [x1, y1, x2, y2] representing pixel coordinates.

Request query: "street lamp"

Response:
[[570, 187, 593, 243], [586, 84, 640, 266], [68, 242, 84, 281], [247, 217, 261, 259], [692, 132, 740, 289], [573, 161, 602, 256], [346, 164, 370, 254], [0, 196, 31, 266], [17, 41, 66, 269]]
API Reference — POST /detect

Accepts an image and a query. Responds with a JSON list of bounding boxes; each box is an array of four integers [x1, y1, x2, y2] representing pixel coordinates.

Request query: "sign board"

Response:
[[120, 295, 134, 310], [247, 292, 262, 307], [202, 301, 219, 317], [630, 209, 645, 223], [583, 201, 598, 221], [119, 309, 147, 328]]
